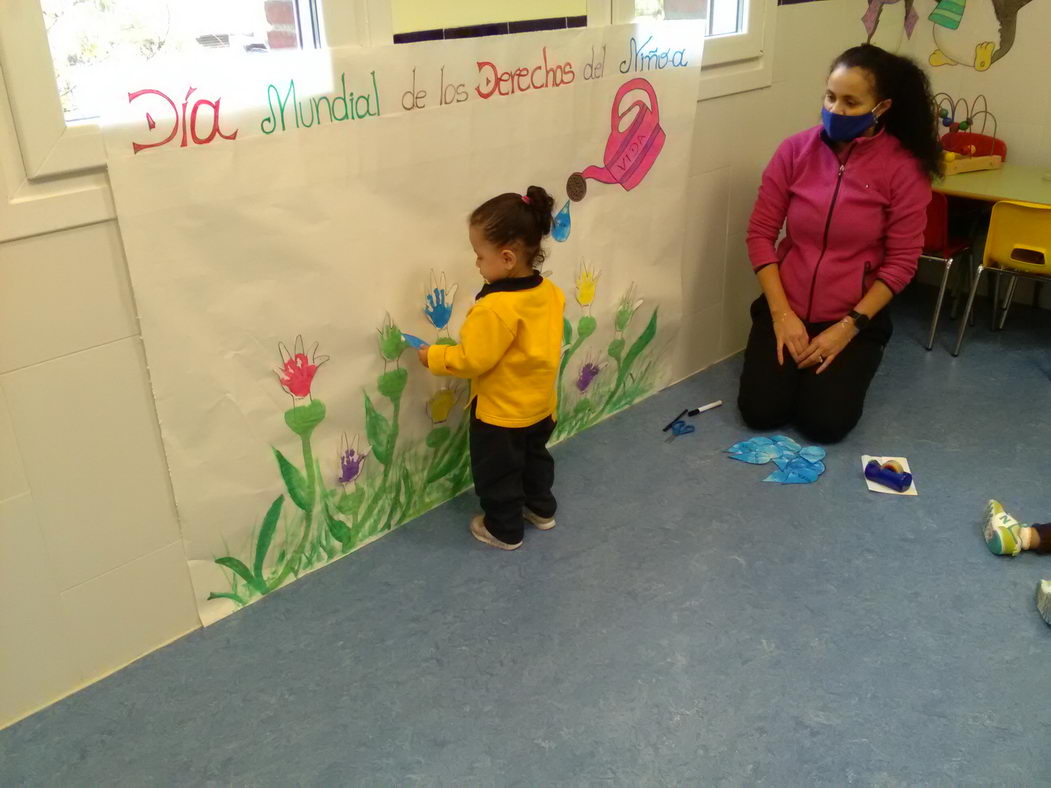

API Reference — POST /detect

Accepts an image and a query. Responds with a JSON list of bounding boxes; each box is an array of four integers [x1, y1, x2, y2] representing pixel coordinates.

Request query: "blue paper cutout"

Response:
[[402, 333, 427, 349], [552, 201, 571, 242], [726, 435, 827, 484], [799, 446, 826, 463]]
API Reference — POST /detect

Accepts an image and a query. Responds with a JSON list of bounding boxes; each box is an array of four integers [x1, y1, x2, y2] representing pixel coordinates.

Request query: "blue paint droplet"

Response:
[[552, 200, 571, 242]]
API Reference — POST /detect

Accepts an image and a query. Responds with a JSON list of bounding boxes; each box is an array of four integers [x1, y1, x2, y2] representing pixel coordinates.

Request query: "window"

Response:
[[633, 0, 743, 36], [39, 0, 321, 124], [617, 0, 774, 99]]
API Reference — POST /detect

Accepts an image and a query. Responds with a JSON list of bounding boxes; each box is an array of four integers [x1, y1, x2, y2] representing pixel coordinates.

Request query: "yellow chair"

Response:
[[953, 200, 1051, 356]]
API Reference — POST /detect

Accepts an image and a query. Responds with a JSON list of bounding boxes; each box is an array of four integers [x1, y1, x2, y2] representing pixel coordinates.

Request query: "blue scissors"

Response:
[[662, 409, 695, 438], [669, 419, 695, 437]]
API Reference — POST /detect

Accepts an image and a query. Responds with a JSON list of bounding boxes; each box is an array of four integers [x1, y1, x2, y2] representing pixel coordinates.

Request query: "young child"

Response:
[[418, 186, 565, 550], [983, 500, 1051, 625]]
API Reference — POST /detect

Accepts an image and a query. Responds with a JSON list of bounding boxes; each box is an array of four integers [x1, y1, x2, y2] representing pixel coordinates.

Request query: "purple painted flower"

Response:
[[576, 361, 602, 392], [337, 433, 369, 485]]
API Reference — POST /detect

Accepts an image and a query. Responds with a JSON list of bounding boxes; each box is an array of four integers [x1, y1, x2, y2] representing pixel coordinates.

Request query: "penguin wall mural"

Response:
[[862, 0, 919, 52], [928, 0, 1037, 71]]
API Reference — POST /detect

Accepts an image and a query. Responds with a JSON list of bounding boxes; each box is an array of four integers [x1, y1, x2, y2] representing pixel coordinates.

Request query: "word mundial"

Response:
[[260, 72, 381, 135]]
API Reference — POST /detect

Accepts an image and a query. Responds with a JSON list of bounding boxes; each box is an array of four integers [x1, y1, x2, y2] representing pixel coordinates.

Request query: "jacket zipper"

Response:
[[805, 143, 856, 322]]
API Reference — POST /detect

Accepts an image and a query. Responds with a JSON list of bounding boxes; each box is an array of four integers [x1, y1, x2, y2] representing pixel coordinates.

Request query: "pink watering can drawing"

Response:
[[567, 77, 665, 202]]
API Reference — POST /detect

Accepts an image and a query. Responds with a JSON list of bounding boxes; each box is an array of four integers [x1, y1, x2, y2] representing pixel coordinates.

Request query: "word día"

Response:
[[618, 36, 689, 74], [475, 48, 575, 99], [128, 87, 238, 154], [261, 72, 380, 135]]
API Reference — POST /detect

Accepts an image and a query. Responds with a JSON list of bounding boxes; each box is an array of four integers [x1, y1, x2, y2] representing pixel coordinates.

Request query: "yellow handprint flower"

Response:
[[575, 261, 600, 309], [427, 387, 459, 424]]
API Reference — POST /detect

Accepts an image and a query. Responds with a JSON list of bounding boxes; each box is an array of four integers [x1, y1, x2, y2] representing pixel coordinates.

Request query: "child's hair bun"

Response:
[[525, 186, 555, 236]]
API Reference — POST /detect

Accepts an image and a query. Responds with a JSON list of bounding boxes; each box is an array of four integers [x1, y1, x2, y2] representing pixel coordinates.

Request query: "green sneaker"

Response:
[[983, 499, 1024, 557], [1037, 580, 1051, 626]]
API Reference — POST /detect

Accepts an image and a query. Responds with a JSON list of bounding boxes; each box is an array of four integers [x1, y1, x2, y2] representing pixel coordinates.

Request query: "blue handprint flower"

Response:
[[424, 270, 458, 331]]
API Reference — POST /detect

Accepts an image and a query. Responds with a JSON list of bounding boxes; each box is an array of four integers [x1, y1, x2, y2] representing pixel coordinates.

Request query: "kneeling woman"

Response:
[[738, 44, 939, 443]]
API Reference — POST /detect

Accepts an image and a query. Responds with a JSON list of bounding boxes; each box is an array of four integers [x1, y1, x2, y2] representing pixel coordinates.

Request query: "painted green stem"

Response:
[[267, 434, 316, 591]]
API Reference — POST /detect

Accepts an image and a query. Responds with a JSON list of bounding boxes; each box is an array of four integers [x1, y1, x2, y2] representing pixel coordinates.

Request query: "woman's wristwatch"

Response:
[[845, 310, 870, 330]]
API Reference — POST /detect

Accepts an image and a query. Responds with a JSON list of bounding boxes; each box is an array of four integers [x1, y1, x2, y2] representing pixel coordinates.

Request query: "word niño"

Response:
[[261, 72, 380, 135], [619, 36, 689, 74]]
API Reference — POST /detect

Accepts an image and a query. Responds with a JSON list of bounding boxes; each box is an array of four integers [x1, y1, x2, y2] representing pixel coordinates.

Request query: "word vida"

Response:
[[475, 47, 575, 99], [261, 72, 380, 135], [128, 87, 238, 154]]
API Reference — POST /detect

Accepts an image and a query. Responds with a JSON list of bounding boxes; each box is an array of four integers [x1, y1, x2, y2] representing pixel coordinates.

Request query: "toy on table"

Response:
[[934, 92, 1003, 174]]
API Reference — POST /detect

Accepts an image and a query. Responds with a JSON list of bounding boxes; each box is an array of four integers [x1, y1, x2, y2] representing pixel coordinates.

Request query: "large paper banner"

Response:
[[103, 23, 703, 624]]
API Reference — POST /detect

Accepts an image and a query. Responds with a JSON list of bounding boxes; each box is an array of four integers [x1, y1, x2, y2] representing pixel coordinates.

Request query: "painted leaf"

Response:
[[253, 495, 284, 582], [607, 337, 625, 362], [435, 337, 457, 346], [427, 444, 463, 483], [336, 486, 365, 517], [426, 426, 451, 449], [563, 317, 573, 346], [621, 308, 657, 373], [324, 506, 354, 547], [273, 448, 312, 511], [364, 392, 393, 465], [215, 556, 257, 589], [207, 591, 246, 606]]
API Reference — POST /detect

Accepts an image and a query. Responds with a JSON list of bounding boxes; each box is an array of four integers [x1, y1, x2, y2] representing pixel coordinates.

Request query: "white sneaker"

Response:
[[523, 508, 556, 531], [469, 515, 521, 551], [1037, 579, 1051, 626]]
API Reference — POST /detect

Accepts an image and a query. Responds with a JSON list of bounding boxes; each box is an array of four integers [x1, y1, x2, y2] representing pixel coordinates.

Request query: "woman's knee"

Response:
[[737, 392, 792, 431], [794, 409, 860, 444]]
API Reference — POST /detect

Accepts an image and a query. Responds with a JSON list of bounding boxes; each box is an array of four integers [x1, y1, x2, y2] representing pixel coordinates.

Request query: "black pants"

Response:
[[737, 296, 893, 444], [469, 407, 557, 545]]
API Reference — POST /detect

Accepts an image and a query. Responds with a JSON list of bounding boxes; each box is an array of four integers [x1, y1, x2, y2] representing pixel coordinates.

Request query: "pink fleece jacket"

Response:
[[746, 126, 931, 323]]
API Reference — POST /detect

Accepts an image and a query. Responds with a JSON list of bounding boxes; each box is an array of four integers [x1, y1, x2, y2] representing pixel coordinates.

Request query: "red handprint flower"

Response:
[[276, 335, 329, 398]]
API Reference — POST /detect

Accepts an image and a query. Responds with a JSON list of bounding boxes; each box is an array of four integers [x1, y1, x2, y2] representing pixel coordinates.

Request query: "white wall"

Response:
[[0, 0, 866, 729]]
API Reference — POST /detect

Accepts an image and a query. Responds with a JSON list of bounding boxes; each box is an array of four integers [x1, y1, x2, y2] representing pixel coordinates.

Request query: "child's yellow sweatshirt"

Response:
[[427, 273, 565, 428]]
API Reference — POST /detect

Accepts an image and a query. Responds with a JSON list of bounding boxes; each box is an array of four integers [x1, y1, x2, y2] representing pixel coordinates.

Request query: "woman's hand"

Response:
[[417, 346, 430, 367], [772, 310, 810, 366], [797, 319, 857, 374]]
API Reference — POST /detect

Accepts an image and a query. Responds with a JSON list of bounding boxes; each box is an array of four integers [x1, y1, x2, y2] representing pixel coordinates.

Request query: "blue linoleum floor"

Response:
[[3, 286, 1050, 785]]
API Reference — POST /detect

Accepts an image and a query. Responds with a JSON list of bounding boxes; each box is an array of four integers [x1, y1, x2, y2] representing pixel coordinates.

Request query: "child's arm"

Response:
[[425, 304, 514, 378]]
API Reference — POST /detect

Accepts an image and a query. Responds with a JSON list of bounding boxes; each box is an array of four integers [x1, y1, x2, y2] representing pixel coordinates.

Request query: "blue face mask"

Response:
[[821, 106, 877, 142]]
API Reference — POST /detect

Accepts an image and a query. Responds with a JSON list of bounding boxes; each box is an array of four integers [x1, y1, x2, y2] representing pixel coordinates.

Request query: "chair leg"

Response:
[[953, 265, 985, 357], [990, 270, 1002, 331], [968, 262, 977, 326], [926, 257, 953, 351], [998, 276, 1019, 331], [949, 249, 972, 320]]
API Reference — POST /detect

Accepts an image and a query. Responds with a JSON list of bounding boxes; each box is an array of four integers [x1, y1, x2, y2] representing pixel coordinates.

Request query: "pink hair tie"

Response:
[[521, 195, 531, 204]]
